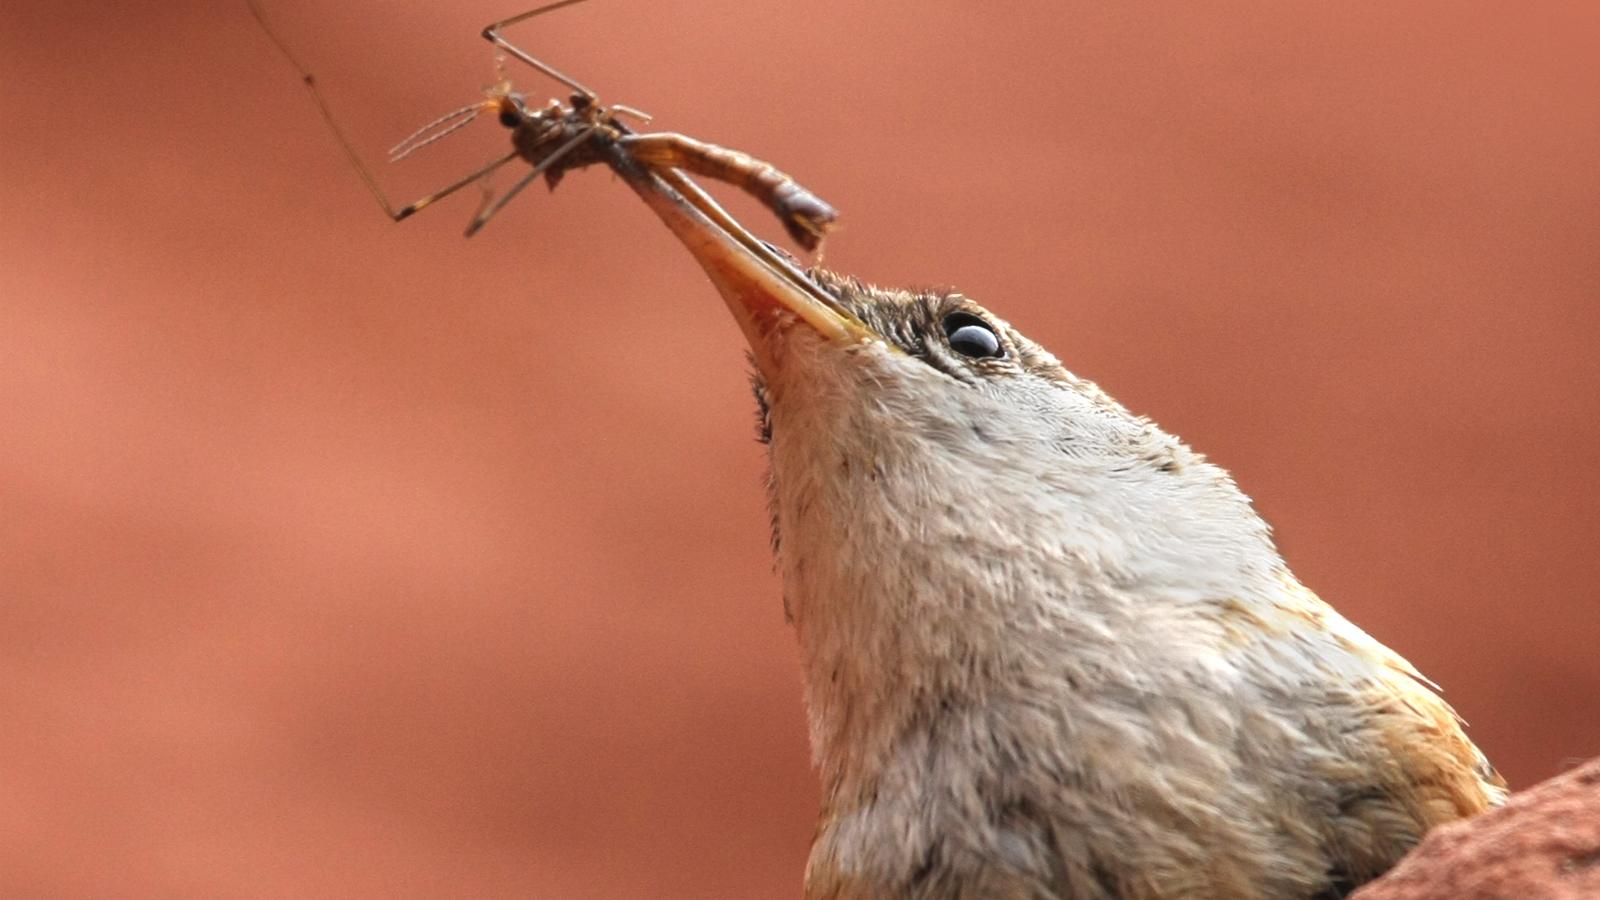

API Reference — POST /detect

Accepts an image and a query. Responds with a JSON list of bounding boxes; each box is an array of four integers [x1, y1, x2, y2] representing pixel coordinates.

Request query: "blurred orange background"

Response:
[[3, 1, 1597, 896]]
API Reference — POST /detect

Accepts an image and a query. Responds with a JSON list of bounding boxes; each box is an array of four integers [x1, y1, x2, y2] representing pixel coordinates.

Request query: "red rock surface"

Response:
[[1356, 758, 1600, 900]]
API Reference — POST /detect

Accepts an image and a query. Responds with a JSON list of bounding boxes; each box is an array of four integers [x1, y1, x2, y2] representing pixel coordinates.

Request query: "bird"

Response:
[[602, 148, 1508, 899]]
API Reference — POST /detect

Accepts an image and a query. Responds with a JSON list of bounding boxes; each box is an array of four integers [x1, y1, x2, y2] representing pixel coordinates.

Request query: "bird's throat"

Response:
[[757, 348, 1059, 794]]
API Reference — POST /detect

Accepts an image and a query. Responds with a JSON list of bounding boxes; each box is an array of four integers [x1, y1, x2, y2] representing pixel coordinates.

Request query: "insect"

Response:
[[247, 0, 839, 250]]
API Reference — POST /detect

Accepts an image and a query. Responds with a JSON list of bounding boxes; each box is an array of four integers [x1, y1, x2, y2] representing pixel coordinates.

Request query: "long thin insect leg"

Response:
[[397, 151, 521, 220], [609, 104, 653, 124], [481, 0, 597, 100], [248, 0, 507, 223], [464, 126, 597, 236], [247, 0, 409, 219]]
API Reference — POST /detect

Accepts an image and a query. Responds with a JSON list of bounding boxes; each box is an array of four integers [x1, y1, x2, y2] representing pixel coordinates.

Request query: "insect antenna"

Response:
[[389, 103, 486, 162]]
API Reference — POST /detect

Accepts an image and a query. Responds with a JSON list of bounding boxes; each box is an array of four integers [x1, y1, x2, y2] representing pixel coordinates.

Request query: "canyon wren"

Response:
[[603, 147, 1506, 900]]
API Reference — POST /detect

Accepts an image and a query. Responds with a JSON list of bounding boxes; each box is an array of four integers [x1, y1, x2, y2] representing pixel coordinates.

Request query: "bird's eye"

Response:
[[942, 313, 1004, 359]]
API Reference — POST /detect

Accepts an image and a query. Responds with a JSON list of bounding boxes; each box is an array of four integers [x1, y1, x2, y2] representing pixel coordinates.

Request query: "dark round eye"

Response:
[[497, 96, 527, 128], [942, 313, 1004, 358]]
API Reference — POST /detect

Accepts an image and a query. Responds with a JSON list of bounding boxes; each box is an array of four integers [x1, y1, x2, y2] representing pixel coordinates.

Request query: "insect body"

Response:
[[249, 0, 838, 249], [618, 132, 838, 251]]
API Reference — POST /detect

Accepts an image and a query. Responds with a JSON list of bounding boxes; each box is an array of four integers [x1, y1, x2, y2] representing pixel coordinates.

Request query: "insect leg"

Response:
[[396, 151, 521, 220], [618, 132, 837, 252], [609, 105, 653, 125], [248, 0, 510, 223], [247, 0, 411, 219], [463, 125, 598, 236], [481, 1, 598, 100]]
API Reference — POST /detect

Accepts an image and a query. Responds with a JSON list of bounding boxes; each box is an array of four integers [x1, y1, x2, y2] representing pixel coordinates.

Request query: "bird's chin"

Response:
[[713, 281, 852, 373], [691, 251, 892, 388], [734, 305, 885, 386]]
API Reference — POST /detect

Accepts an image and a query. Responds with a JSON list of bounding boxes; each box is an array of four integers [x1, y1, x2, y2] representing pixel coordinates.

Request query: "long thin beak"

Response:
[[600, 143, 881, 355]]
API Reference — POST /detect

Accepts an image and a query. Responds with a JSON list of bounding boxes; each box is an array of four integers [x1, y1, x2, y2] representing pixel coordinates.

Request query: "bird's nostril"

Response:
[[759, 240, 799, 267]]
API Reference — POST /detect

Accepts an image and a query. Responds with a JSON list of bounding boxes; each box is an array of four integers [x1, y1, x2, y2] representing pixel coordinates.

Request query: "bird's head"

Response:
[[607, 152, 1185, 483], [610, 150, 1280, 650], [735, 266, 1128, 448]]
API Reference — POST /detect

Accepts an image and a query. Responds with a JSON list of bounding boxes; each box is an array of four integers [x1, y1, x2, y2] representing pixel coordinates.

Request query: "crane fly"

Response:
[[247, 0, 839, 250]]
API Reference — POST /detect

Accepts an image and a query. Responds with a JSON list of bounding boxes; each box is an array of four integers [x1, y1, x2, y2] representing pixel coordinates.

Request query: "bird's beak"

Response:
[[602, 144, 881, 357]]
